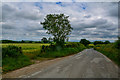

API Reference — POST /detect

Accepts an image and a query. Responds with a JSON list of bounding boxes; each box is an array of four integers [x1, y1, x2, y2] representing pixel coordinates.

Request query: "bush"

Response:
[[114, 38, 120, 64], [65, 42, 81, 48], [2, 46, 22, 58], [39, 42, 86, 58], [2, 45, 32, 73], [114, 38, 120, 49]]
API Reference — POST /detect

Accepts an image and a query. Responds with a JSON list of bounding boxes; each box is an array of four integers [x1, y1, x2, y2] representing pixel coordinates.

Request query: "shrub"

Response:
[[39, 42, 86, 58], [65, 42, 81, 48], [2, 46, 22, 58], [114, 38, 120, 49], [2, 45, 32, 73]]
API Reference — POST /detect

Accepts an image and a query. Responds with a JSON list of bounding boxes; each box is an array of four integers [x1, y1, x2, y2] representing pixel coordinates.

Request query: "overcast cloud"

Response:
[[1, 2, 118, 42]]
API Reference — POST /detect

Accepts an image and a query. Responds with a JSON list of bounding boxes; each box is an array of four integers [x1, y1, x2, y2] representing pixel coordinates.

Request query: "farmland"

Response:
[[2, 43, 50, 59], [2, 43, 50, 53], [2, 43, 50, 73]]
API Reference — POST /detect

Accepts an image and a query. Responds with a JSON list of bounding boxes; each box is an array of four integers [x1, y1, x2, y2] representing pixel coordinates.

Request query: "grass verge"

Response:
[[94, 44, 120, 67], [2, 55, 32, 73]]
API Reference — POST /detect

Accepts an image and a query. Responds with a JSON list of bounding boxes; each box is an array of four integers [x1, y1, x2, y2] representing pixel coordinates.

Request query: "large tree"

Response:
[[80, 39, 90, 46], [104, 40, 110, 44], [41, 14, 73, 46], [41, 37, 48, 43]]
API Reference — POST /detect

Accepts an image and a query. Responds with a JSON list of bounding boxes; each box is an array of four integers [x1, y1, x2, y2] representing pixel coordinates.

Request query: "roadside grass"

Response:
[[2, 43, 86, 73], [2, 45, 32, 73], [24, 50, 40, 59], [2, 55, 32, 73], [94, 44, 120, 66]]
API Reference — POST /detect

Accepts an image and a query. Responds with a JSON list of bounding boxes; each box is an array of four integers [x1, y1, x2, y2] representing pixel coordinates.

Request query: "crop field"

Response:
[[2, 43, 50, 60], [2, 43, 50, 53], [1, 43, 50, 73]]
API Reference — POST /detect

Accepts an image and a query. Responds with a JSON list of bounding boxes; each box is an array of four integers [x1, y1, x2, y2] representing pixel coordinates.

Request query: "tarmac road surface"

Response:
[[23, 49, 119, 78]]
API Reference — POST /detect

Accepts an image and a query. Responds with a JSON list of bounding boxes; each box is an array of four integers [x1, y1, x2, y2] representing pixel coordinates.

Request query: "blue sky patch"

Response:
[[72, 0, 76, 3], [56, 2, 64, 7], [80, 3, 87, 10], [34, 2, 43, 9], [56, 2, 62, 4]]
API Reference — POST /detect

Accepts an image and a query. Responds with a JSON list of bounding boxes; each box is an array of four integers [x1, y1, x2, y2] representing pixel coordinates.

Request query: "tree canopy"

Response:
[[115, 37, 120, 49], [104, 40, 110, 44], [41, 14, 73, 46], [41, 37, 48, 43], [80, 39, 90, 46], [94, 41, 104, 45]]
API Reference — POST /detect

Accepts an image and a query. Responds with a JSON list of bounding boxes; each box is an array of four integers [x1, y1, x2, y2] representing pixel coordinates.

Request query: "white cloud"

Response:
[[1, 0, 119, 2], [1, 2, 118, 42]]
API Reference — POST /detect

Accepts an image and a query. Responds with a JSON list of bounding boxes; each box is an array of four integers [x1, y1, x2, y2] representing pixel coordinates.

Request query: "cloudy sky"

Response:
[[1, 2, 118, 42]]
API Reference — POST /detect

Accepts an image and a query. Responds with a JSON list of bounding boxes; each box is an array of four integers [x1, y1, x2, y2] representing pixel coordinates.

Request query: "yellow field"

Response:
[[88, 44, 94, 47], [2, 43, 50, 54]]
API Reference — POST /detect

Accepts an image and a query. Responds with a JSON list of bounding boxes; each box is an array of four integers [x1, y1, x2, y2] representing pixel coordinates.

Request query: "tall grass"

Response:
[[3, 55, 32, 73]]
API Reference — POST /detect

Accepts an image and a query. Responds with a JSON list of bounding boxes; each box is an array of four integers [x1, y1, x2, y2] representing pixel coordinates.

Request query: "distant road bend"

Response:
[[4, 49, 119, 78]]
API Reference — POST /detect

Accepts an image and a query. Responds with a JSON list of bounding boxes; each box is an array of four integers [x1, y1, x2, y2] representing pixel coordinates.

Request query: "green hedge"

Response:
[[39, 42, 86, 58]]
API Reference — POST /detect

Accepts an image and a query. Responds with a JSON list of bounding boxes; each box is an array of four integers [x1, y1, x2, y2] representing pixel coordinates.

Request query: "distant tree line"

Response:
[[1, 38, 111, 45], [79, 39, 110, 46], [0, 37, 53, 43], [0, 40, 41, 43], [93, 41, 110, 45]]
